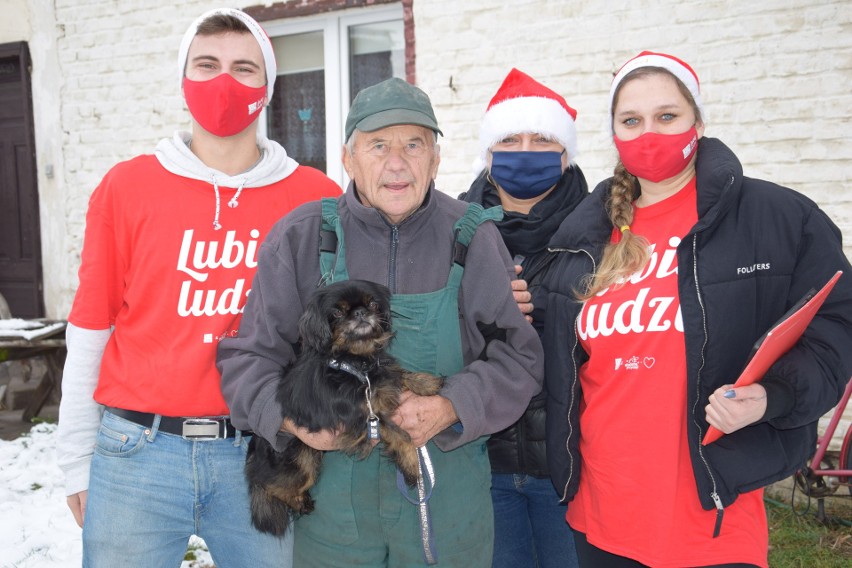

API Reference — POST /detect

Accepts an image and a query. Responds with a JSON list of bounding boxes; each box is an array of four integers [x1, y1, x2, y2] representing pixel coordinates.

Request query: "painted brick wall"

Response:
[[6, 0, 850, 447], [410, 0, 852, 441], [39, 0, 256, 316], [413, 0, 851, 252], [12, 0, 852, 317]]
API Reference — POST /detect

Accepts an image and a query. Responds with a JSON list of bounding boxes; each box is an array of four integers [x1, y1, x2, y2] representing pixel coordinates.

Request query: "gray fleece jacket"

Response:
[[217, 182, 544, 451]]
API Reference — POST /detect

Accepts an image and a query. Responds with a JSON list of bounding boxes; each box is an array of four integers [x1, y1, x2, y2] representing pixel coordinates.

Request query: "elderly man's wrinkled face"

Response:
[[343, 125, 440, 225]]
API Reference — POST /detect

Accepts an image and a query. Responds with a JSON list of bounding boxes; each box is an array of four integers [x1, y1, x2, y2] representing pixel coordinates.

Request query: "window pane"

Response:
[[348, 21, 404, 101], [268, 32, 326, 173]]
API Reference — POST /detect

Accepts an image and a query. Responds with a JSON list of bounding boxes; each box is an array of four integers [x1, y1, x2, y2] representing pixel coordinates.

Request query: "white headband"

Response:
[[177, 8, 277, 103]]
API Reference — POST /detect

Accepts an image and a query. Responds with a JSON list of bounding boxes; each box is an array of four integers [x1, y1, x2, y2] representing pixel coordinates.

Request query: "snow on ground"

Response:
[[0, 423, 214, 567]]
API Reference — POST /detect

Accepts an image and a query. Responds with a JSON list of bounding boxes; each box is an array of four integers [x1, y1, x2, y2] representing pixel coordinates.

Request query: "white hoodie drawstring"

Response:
[[228, 181, 246, 209], [212, 174, 222, 231], [211, 174, 247, 231]]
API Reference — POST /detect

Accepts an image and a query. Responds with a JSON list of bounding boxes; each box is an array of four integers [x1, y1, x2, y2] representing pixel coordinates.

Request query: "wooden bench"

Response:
[[0, 320, 67, 422]]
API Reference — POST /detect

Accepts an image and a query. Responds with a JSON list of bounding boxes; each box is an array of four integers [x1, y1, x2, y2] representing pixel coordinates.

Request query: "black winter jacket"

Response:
[[461, 166, 587, 476], [540, 138, 852, 523]]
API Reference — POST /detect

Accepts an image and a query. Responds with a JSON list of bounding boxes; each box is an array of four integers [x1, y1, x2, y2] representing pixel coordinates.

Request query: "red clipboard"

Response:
[[702, 270, 843, 445]]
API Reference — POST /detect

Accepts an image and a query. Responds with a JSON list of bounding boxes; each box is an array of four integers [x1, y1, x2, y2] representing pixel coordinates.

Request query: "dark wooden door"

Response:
[[0, 42, 43, 318]]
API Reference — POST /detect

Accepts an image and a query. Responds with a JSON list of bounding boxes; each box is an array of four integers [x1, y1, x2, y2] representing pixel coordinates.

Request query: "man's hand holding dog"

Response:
[[392, 392, 457, 447], [281, 418, 341, 451]]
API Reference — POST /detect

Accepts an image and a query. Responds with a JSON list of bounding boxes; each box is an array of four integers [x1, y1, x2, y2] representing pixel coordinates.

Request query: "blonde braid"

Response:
[[576, 66, 701, 300], [578, 162, 650, 300]]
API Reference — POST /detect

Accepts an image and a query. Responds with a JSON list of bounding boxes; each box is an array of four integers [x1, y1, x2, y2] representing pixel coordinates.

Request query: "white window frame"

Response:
[[261, 3, 404, 187]]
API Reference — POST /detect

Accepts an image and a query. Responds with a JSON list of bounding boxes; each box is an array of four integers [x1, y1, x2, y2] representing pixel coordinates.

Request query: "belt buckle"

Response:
[[182, 418, 222, 441]]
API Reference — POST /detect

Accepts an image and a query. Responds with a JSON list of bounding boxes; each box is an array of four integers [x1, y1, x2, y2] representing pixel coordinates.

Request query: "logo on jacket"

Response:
[[736, 262, 771, 275]]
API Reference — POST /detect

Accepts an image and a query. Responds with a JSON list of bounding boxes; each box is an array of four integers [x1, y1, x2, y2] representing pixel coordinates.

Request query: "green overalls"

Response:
[[292, 198, 502, 567]]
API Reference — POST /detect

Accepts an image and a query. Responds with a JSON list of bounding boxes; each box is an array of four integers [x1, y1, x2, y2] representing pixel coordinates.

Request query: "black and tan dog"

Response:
[[245, 279, 443, 535]]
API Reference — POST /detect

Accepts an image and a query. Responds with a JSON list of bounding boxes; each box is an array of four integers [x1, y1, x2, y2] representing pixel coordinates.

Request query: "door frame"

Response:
[[0, 41, 43, 318]]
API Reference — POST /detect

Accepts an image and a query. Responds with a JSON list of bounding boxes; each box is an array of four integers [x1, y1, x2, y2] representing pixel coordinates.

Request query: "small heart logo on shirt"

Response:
[[643, 357, 655, 368]]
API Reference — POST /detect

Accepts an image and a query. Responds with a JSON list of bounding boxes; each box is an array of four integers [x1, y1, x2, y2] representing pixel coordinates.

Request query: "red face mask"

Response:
[[613, 127, 699, 183], [183, 74, 267, 137]]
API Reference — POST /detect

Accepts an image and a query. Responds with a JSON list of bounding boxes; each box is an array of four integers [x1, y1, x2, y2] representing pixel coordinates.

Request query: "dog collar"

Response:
[[327, 358, 370, 384], [328, 357, 394, 382]]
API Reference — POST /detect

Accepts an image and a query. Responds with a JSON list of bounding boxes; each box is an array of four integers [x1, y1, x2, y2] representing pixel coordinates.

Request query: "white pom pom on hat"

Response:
[[177, 8, 277, 104], [608, 51, 704, 134], [476, 68, 578, 173]]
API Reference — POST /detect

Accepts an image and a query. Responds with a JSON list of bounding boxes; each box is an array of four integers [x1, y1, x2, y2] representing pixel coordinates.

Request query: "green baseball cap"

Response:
[[344, 77, 443, 141]]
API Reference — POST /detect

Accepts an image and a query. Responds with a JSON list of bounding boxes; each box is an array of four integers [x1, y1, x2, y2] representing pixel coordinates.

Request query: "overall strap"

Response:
[[393, 202, 501, 565], [319, 197, 348, 284], [448, 202, 504, 285]]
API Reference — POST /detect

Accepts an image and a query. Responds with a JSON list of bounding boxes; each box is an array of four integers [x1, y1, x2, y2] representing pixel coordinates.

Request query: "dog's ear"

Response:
[[298, 290, 333, 353]]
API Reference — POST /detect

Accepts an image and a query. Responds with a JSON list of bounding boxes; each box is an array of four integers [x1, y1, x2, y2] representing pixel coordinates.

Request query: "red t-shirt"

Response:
[[69, 155, 340, 416], [569, 178, 768, 567]]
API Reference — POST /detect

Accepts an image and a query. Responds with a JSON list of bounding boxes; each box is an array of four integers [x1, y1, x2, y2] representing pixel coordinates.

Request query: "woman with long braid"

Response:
[[540, 51, 852, 567]]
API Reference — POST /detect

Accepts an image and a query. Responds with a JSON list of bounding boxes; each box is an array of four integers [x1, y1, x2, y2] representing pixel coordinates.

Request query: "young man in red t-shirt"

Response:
[[55, 8, 340, 566]]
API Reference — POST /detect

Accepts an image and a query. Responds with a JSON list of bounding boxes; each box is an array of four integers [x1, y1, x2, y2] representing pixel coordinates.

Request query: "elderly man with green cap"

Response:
[[218, 77, 543, 567]]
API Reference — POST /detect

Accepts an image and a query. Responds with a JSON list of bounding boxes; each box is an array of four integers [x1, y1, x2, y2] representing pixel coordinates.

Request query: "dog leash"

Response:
[[327, 358, 438, 564], [397, 446, 438, 565], [327, 358, 381, 438]]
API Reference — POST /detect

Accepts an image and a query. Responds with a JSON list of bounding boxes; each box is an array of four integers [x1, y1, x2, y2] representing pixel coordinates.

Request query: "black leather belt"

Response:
[[107, 407, 240, 440]]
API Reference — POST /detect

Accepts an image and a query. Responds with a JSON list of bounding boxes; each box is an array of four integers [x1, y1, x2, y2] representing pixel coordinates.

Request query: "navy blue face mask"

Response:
[[489, 150, 566, 199]]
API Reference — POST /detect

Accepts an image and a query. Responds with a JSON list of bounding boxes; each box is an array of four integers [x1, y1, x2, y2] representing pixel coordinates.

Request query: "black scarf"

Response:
[[460, 165, 588, 260]]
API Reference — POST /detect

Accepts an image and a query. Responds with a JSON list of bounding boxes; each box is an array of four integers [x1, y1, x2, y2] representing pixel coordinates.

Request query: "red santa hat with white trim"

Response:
[[476, 68, 578, 173], [608, 51, 705, 134]]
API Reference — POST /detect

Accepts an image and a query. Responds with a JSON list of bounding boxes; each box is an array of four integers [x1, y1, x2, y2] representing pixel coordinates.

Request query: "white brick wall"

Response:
[[3, 0, 850, 451], [31, 0, 257, 317], [416, 0, 852, 444], [8, 0, 852, 312], [414, 1, 852, 222]]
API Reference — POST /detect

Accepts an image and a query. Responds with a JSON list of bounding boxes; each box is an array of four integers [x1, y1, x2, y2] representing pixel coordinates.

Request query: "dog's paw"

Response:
[[293, 493, 315, 515], [401, 371, 444, 396], [381, 433, 422, 486], [400, 465, 420, 486]]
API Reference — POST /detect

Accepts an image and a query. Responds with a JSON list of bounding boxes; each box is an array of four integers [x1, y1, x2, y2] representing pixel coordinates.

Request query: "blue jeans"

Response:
[[491, 473, 579, 568], [82, 410, 291, 568]]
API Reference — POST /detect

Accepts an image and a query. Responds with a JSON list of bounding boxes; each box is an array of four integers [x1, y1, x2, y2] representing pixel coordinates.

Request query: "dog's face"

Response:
[[298, 280, 393, 357]]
